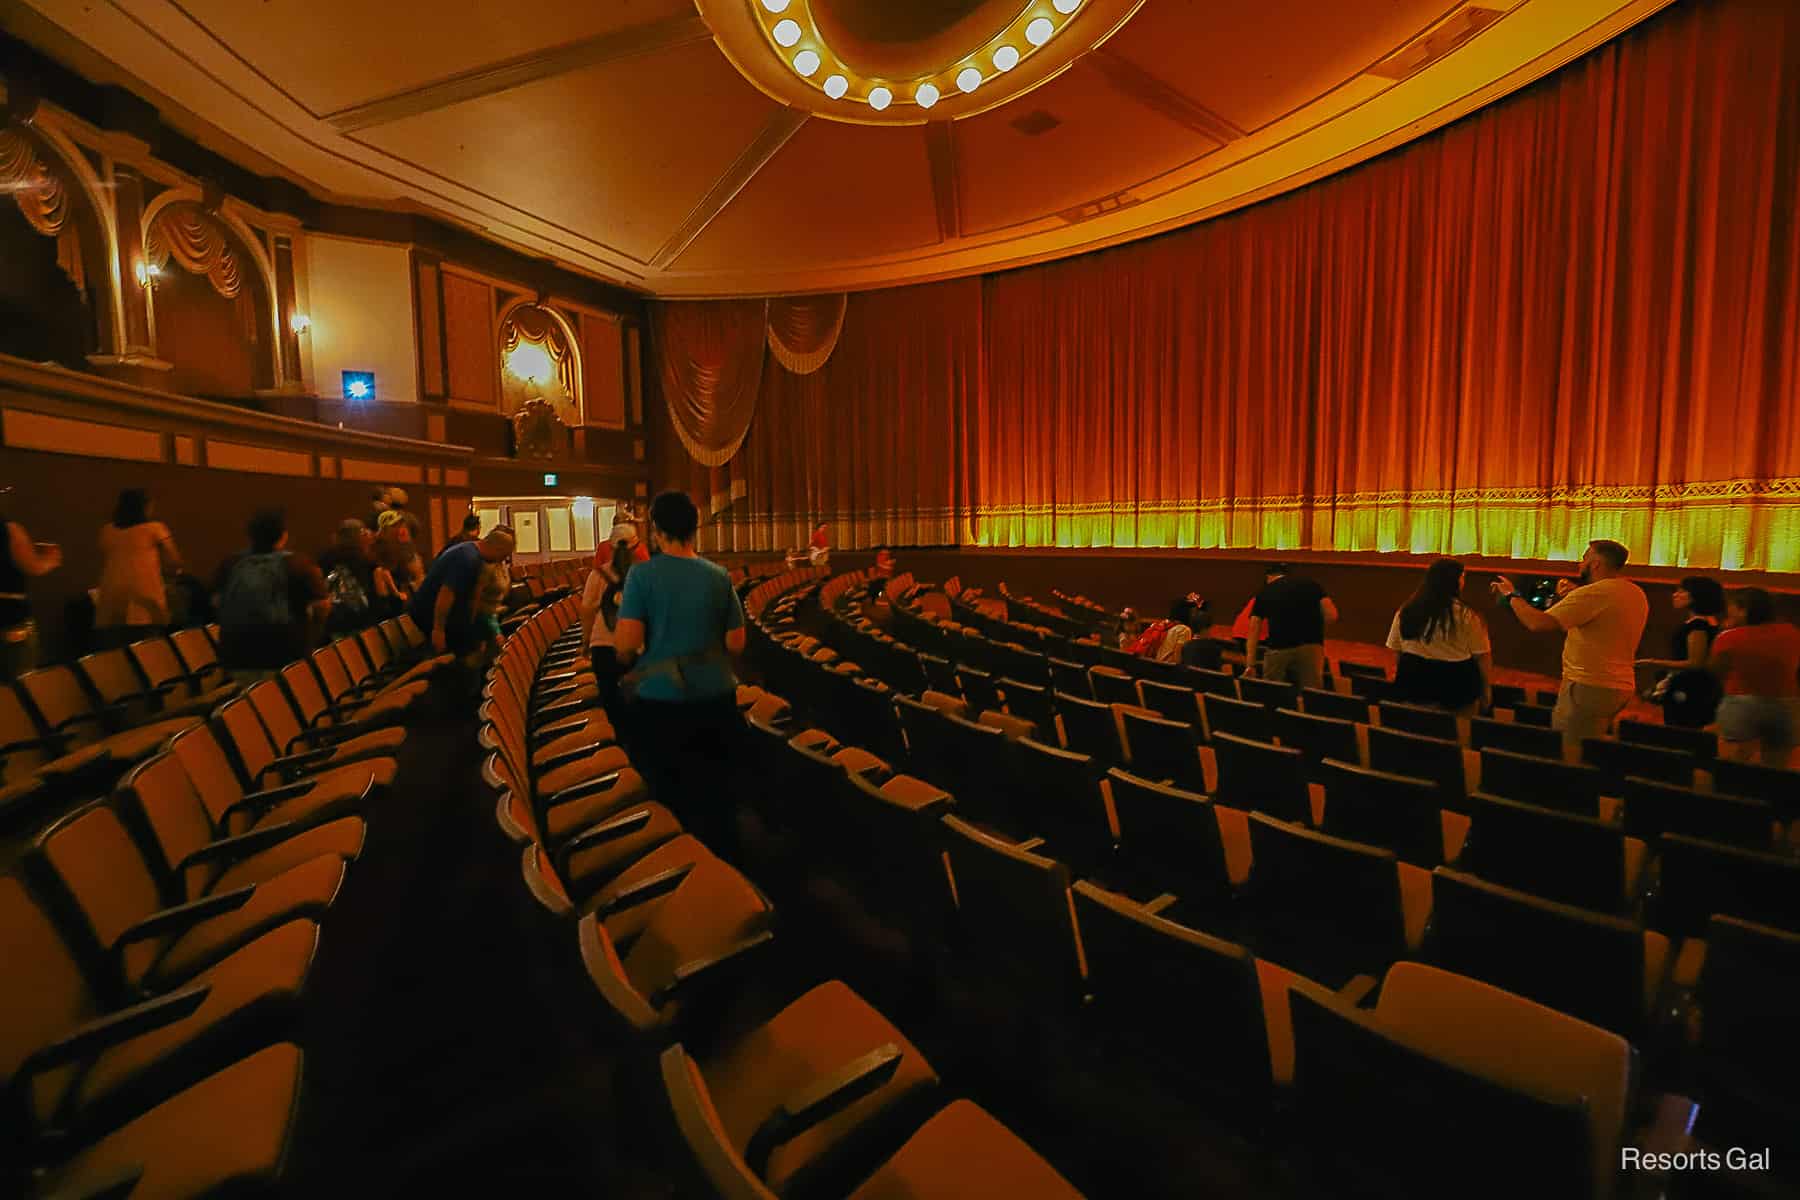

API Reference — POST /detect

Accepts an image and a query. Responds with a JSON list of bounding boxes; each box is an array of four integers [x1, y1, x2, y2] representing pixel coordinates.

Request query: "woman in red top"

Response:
[[1709, 587, 1800, 767]]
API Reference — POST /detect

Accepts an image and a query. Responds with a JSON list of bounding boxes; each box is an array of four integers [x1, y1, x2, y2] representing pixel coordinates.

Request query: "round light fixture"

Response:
[[915, 82, 940, 109], [772, 18, 802, 47], [760, 0, 790, 10], [1025, 17, 1055, 45], [1054, 0, 1082, 13], [993, 44, 1020, 72], [867, 86, 893, 110], [792, 49, 819, 76], [823, 73, 848, 99], [956, 66, 982, 93]]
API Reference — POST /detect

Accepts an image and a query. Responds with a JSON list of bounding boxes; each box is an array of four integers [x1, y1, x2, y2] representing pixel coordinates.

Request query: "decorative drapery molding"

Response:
[[0, 127, 85, 296], [766, 293, 846, 374], [500, 303, 579, 425], [653, 298, 767, 467], [145, 202, 243, 299]]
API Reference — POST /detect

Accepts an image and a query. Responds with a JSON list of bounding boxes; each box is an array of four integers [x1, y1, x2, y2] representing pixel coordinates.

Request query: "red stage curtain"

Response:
[[653, 298, 766, 468], [766, 293, 847, 374], [654, 0, 1800, 570]]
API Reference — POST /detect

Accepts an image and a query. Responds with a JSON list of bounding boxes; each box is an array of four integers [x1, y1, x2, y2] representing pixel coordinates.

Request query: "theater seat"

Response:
[[188, 710, 389, 834], [1318, 759, 1465, 868], [35, 1042, 304, 1200], [1455, 794, 1645, 916], [1210, 733, 1311, 825], [33, 802, 344, 990], [1649, 834, 1800, 939], [245, 678, 406, 761], [1469, 716, 1563, 761], [697, 980, 942, 1196], [940, 816, 1083, 1010], [1680, 916, 1800, 1155], [1619, 777, 1774, 849], [1477, 748, 1603, 818], [1105, 769, 1240, 916]]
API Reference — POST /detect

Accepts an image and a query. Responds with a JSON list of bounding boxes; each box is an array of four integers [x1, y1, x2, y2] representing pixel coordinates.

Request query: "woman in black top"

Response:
[[0, 497, 63, 681], [1635, 575, 1724, 727]]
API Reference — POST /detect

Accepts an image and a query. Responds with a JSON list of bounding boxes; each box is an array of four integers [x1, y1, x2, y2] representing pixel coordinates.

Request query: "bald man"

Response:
[[410, 526, 516, 655]]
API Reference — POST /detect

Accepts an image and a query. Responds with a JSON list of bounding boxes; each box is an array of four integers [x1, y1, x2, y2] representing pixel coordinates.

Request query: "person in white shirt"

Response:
[[1492, 538, 1649, 758], [1386, 558, 1492, 714]]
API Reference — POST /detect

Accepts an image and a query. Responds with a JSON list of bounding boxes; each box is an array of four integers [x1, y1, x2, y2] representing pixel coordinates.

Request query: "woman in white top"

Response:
[[1385, 558, 1492, 714], [95, 488, 180, 644]]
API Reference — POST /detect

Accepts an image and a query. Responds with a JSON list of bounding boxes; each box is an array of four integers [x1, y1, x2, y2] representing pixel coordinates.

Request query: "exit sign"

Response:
[[542, 473, 558, 486]]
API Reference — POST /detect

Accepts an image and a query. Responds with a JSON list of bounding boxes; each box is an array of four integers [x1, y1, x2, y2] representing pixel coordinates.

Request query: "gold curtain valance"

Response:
[[146, 202, 244, 299]]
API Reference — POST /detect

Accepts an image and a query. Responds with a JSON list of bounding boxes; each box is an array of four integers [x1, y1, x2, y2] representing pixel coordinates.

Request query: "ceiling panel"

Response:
[[355, 41, 779, 264], [674, 121, 941, 275], [1100, 0, 1455, 133], [957, 59, 1224, 237], [167, 0, 694, 115]]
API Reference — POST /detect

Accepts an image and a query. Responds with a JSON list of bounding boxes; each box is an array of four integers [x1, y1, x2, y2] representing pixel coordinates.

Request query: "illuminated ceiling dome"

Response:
[[700, 0, 1134, 123]]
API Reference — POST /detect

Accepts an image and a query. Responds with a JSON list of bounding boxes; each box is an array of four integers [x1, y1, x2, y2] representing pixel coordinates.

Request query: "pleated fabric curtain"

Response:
[[766, 293, 847, 374], [652, 298, 767, 468], [653, 0, 1800, 570]]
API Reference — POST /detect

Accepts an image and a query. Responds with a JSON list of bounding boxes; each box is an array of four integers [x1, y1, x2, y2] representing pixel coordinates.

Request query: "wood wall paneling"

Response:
[[205, 439, 314, 477], [578, 310, 627, 429], [416, 258, 447, 398], [625, 325, 642, 426], [2, 408, 164, 462], [172, 434, 198, 465], [427, 413, 448, 443], [443, 270, 496, 407], [445, 466, 470, 487], [338, 458, 424, 484]]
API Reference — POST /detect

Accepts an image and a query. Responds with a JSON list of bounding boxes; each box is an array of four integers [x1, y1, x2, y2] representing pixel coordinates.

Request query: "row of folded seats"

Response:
[[499, 558, 588, 632], [1, 616, 450, 1197], [740, 576, 1800, 1191], [482, 596, 1089, 1200]]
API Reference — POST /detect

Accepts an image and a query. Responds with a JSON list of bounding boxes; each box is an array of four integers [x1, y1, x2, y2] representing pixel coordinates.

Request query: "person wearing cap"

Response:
[[372, 508, 422, 616], [410, 525, 518, 659], [1247, 562, 1338, 687]]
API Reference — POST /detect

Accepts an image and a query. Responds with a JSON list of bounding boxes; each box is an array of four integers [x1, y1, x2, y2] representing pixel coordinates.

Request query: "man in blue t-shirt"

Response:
[[614, 490, 746, 857], [409, 526, 515, 655]]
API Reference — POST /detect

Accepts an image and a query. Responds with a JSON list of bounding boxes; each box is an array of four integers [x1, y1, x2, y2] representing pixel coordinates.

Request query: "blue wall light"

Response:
[[342, 370, 375, 401]]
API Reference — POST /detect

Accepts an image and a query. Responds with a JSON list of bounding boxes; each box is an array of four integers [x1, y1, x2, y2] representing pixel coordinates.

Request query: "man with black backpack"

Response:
[[213, 508, 330, 678]]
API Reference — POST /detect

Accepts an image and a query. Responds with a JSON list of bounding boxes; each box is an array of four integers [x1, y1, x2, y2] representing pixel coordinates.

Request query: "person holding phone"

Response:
[[0, 496, 61, 681], [1492, 539, 1647, 758]]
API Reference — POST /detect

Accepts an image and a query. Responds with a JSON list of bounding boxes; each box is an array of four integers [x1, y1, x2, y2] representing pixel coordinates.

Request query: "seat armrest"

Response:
[[535, 740, 612, 772], [1142, 893, 1180, 916], [16, 986, 210, 1080], [545, 770, 624, 809], [531, 696, 593, 726], [744, 1044, 905, 1178], [113, 886, 254, 950], [597, 863, 697, 916], [221, 777, 326, 826], [561, 807, 653, 854], [174, 821, 303, 872], [649, 929, 775, 1009], [1337, 974, 1380, 1007]]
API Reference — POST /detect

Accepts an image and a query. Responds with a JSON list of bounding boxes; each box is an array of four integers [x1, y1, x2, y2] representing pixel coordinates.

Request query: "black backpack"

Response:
[[218, 551, 292, 628]]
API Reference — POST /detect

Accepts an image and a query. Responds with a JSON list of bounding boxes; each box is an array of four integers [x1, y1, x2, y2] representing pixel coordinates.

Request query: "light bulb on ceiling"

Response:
[[772, 18, 802, 46], [823, 74, 848, 99], [867, 86, 893, 110], [915, 82, 940, 109], [760, 0, 790, 11], [956, 66, 982, 93], [1054, 0, 1081, 13], [1025, 17, 1055, 45], [993, 44, 1020, 72], [792, 48, 820, 76]]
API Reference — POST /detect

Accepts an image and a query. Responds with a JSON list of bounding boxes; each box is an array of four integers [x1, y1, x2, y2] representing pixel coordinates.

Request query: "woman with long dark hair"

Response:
[[1634, 575, 1724, 727], [95, 487, 181, 647], [1386, 558, 1492, 713]]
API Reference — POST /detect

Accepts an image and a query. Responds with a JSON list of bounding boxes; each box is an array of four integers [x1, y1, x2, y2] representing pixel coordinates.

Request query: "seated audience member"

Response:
[[0, 492, 61, 682], [1117, 608, 1144, 650], [94, 487, 181, 648], [1635, 575, 1725, 728], [808, 522, 830, 567], [214, 508, 330, 678], [317, 519, 376, 632], [615, 490, 747, 858], [1248, 563, 1338, 687], [1709, 587, 1800, 768], [869, 545, 897, 600], [1125, 594, 1206, 664], [1386, 558, 1492, 714], [409, 525, 517, 658]]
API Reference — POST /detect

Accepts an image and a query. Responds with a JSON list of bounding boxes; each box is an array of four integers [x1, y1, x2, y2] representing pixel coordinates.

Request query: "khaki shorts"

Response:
[[1551, 682, 1631, 755], [1261, 644, 1326, 690]]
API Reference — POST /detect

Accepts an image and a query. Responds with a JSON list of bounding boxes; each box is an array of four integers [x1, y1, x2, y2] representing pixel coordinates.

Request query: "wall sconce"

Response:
[[134, 261, 161, 289], [289, 312, 312, 336]]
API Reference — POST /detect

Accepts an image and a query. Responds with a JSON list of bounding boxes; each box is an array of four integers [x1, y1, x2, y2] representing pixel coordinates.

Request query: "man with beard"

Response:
[[1492, 538, 1648, 759]]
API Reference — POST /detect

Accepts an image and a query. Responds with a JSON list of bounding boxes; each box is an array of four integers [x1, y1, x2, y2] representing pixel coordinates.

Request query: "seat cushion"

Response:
[[149, 855, 348, 988], [703, 980, 941, 1196], [49, 1043, 302, 1200], [209, 817, 366, 893], [593, 834, 714, 947], [43, 921, 317, 1126], [564, 803, 683, 890], [545, 769, 651, 842], [847, 1100, 1084, 1200], [536, 745, 634, 798]]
